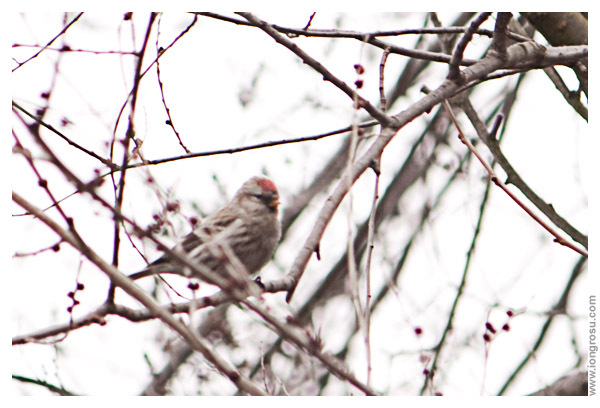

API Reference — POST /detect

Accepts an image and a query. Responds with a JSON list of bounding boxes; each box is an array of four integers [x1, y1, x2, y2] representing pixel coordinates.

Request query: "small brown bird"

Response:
[[130, 176, 281, 284]]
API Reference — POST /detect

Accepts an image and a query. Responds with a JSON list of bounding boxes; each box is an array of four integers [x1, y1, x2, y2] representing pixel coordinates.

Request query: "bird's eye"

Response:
[[253, 192, 275, 207]]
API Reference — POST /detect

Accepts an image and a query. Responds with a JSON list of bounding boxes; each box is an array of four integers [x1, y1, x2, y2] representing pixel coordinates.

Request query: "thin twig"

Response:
[[363, 164, 380, 388], [366, 36, 479, 66], [155, 13, 197, 154], [379, 49, 390, 111], [346, 94, 362, 324], [12, 101, 115, 169], [12, 43, 137, 55], [302, 12, 316, 30], [110, 13, 157, 278], [12, 12, 84, 72]]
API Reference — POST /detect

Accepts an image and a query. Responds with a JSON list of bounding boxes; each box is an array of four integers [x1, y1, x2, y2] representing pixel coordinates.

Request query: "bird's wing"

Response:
[[180, 214, 241, 253], [129, 214, 242, 280]]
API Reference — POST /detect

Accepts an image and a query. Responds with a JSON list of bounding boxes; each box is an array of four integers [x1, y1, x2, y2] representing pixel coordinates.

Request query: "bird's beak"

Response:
[[269, 198, 279, 209]]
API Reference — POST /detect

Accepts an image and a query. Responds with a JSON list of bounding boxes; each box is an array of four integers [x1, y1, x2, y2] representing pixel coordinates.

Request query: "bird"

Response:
[[129, 176, 281, 287]]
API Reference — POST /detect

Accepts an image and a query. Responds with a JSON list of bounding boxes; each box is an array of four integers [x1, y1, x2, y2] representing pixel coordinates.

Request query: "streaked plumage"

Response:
[[130, 177, 281, 283]]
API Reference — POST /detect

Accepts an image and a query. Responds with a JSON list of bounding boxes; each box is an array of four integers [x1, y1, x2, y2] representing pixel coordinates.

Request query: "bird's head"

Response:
[[236, 176, 280, 213]]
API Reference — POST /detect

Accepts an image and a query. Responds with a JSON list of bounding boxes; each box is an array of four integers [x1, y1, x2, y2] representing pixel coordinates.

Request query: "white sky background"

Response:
[[7, 10, 596, 399]]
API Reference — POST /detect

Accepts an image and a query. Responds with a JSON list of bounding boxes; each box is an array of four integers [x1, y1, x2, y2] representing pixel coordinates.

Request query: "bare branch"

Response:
[[109, 13, 157, 274], [237, 12, 393, 126], [442, 99, 587, 257], [447, 12, 492, 82], [12, 102, 115, 169], [490, 12, 513, 58], [155, 13, 198, 154], [12, 12, 84, 72], [459, 100, 588, 249]]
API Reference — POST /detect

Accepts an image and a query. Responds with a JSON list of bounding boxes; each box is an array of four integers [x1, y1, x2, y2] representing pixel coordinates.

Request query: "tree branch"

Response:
[[459, 100, 588, 250], [284, 39, 566, 302], [443, 99, 587, 257], [237, 12, 393, 126]]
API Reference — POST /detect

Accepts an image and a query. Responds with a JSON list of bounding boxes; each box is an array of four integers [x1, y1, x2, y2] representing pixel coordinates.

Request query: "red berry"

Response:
[[166, 202, 179, 212]]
